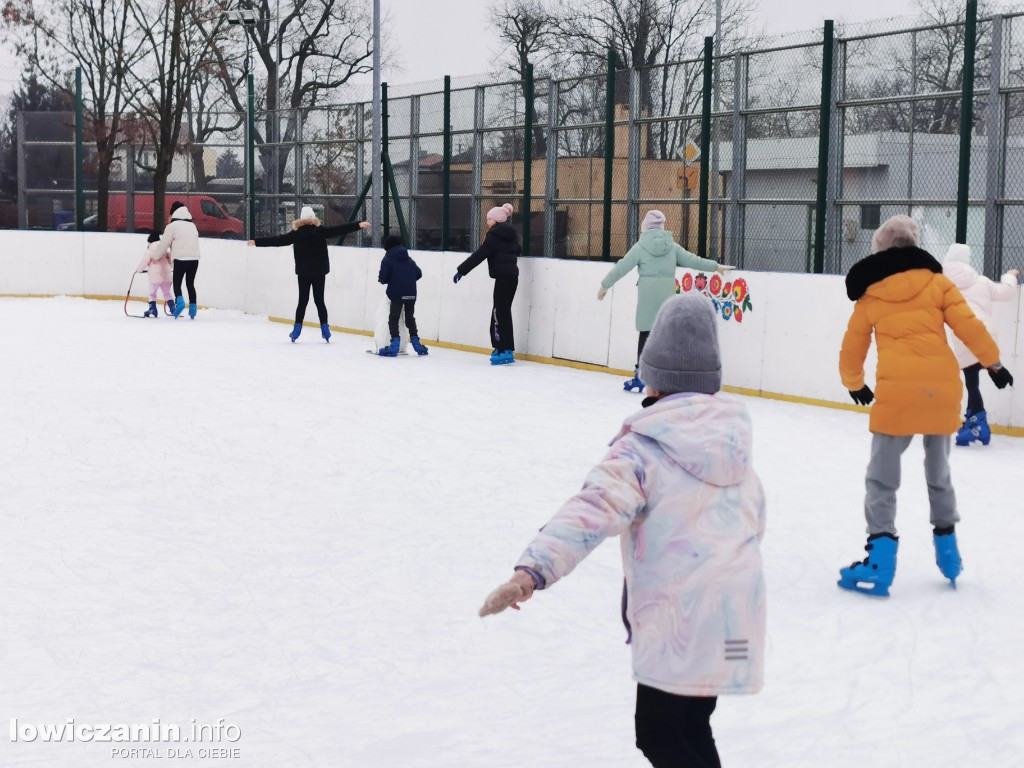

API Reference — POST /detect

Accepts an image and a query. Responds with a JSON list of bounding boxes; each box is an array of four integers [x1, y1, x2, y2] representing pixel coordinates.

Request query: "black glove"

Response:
[[849, 385, 874, 406], [988, 366, 1014, 389]]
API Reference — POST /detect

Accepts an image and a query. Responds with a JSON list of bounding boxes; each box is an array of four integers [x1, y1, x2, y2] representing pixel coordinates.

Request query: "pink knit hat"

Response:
[[487, 203, 514, 223]]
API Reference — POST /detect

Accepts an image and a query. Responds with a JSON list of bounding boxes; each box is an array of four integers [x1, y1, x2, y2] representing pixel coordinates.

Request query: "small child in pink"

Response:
[[137, 231, 173, 318]]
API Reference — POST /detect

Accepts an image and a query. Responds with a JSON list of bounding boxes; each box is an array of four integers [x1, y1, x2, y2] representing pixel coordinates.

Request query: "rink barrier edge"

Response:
[[6, 294, 1022, 438]]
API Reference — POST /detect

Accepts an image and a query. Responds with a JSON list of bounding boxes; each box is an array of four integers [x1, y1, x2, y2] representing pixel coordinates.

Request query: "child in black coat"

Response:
[[378, 235, 427, 356]]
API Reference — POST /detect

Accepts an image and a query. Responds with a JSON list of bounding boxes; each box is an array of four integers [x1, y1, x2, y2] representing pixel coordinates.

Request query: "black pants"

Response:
[[388, 299, 418, 338], [491, 276, 518, 352], [635, 685, 720, 768], [637, 331, 650, 368], [296, 274, 328, 325], [963, 363, 984, 414], [172, 260, 199, 304]]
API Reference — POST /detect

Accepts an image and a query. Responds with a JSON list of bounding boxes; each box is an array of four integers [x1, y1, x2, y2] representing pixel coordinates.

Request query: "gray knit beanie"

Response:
[[640, 294, 722, 395]]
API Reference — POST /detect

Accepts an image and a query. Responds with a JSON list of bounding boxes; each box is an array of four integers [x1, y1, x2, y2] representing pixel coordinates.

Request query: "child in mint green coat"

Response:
[[598, 209, 733, 392]]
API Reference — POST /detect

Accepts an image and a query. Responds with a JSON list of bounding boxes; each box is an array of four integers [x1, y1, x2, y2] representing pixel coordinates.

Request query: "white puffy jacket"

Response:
[[942, 244, 1019, 368], [156, 206, 202, 262]]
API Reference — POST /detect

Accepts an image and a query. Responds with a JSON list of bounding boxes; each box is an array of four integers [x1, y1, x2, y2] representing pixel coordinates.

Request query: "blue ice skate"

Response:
[[378, 337, 400, 357], [143, 301, 158, 318], [171, 295, 186, 318], [188, 303, 197, 320], [491, 349, 514, 365], [165, 299, 175, 315], [838, 533, 898, 598], [933, 526, 962, 588], [321, 323, 331, 342], [624, 367, 645, 392], [410, 335, 429, 355], [956, 410, 990, 447], [289, 323, 302, 342]]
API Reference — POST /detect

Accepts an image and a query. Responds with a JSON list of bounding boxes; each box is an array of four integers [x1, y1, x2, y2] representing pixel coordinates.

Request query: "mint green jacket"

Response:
[[601, 230, 718, 331]]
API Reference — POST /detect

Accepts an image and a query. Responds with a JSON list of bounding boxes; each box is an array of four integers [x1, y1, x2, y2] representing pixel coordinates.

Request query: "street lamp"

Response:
[[222, 1, 257, 239]]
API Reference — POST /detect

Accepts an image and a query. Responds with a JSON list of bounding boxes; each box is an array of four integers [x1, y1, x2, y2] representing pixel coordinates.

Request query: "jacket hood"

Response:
[[386, 245, 410, 261], [489, 221, 518, 242], [638, 229, 674, 258], [943, 259, 979, 291], [292, 216, 321, 230], [613, 394, 753, 487], [845, 246, 942, 301], [170, 207, 193, 221]]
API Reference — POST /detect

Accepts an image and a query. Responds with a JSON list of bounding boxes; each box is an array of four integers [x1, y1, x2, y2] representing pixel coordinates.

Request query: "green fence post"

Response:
[[382, 81, 390, 238], [75, 66, 85, 230], [247, 72, 256, 240], [383, 153, 410, 245], [602, 50, 616, 261], [813, 20, 835, 274], [442, 75, 451, 251], [955, 0, 978, 243], [698, 37, 713, 258], [522, 63, 534, 256]]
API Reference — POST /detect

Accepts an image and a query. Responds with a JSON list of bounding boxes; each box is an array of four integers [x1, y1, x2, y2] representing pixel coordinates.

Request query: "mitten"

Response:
[[479, 571, 536, 617], [597, 286, 607, 301], [453, 272, 463, 284], [849, 385, 874, 406], [988, 366, 1014, 389]]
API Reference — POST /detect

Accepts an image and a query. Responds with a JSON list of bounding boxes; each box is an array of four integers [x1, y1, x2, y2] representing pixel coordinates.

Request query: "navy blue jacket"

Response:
[[378, 245, 422, 300]]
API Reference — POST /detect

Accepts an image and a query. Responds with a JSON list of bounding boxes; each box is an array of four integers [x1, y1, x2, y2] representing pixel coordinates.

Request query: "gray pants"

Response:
[[864, 434, 959, 536]]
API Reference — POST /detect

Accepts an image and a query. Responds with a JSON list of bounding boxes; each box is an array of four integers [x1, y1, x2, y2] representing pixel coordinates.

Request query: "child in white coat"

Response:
[[480, 294, 766, 768], [943, 244, 1020, 445], [137, 231, 174, 318]]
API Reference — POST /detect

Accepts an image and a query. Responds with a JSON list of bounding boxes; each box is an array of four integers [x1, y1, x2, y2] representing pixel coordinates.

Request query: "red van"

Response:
[[106, 194, 244, 238]]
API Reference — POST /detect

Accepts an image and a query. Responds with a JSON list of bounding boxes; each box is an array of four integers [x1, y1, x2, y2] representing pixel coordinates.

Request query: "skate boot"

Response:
[[837, 533, 898, 597], [165, 299, 175, 315], [172, 295, 186, 318], [491, 349, 514, 365], [955, 410, 975, 446], [321, 323, 331, 342], [143, 301, 158, 318], [624, 367, 645, 392], [378, 337, 400, 357], [289, 323, 302, 342], [410, 335, 429, 355], [969, 411, 991, 446], [188, 303, 197, 320], [933, 525, 962, 588]]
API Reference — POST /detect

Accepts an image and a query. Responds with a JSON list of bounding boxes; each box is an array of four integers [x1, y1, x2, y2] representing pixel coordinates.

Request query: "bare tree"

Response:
[[186, 60, 244, 192], [3, 0, 141, 230], [126, 0, 223, 227], [196, 0, 381, 229]]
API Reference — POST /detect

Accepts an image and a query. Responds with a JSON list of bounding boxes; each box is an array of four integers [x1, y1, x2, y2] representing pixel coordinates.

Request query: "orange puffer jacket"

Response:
[[840, 246, 999, 436]]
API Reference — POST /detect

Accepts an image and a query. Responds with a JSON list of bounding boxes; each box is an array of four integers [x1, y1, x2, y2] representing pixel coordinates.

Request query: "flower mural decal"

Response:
[[677, 271, 753, 323]]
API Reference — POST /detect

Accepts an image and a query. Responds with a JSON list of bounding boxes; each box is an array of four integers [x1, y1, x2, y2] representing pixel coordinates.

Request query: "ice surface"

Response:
[[2, 297, 1023, 767]]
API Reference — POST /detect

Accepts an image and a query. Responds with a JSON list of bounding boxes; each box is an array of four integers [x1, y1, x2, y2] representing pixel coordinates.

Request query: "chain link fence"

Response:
[[9, 10, 1024, 277]]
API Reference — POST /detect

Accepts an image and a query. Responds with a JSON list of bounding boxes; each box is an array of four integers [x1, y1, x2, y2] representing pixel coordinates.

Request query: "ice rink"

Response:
[[3, 296, 1023, 767]]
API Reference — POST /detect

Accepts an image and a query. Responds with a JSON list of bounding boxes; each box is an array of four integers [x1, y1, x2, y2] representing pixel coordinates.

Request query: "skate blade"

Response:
[[837, 579, 890, 598]]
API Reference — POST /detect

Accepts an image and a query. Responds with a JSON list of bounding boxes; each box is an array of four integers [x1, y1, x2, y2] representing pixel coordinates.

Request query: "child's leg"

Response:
[[149, 283, 159, 301], [634, 684, 720, 768], [864, 434, 913, 536], [963, 363, 984, 414], [922, 435, 959, 530], [159, 282, 173, 301], [387, 299, 403, 339], [403, 300, 419, 337]]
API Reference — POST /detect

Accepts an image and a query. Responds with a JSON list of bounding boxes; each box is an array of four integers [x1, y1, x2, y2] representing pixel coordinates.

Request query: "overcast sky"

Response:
[[374, 0, 923, 87]]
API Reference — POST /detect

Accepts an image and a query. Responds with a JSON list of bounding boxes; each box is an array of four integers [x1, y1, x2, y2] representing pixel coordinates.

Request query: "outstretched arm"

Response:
[[252, 231, 295, 248], [457, 237, 494, 277], [674, 244, 721, 273], [989, 270, 1020, 302], [940, 277, 999, 368], [600, 244, 642, 290], [321, 221, 368, 240]]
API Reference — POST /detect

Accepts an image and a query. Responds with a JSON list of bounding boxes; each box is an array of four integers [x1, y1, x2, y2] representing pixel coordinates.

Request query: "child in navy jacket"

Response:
[[378, 235, 427, 356]]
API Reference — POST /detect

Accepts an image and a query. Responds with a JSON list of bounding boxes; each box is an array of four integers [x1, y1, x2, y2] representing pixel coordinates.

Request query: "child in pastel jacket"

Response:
[[137, 231, 174, 318], [480, 293, 766, 768]]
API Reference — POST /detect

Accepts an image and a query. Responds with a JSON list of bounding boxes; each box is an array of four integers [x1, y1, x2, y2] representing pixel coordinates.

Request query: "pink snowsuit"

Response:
[[138, 241, 173, 302]]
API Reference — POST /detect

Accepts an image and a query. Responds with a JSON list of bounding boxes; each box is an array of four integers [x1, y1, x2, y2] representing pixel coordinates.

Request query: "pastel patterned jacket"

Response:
[[137, 241, 172, 284], [517, 393, 766, 696]]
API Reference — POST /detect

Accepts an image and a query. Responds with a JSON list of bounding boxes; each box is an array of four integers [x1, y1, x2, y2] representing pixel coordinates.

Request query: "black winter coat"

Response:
[[457, 222, 521, 279], [378, 245, 422, 300], [254, 219, 362, 278]]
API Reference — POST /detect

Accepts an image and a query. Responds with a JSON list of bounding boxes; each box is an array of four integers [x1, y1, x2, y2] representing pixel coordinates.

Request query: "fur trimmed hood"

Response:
[[845, 246, 942, 301], [292, 216, 321, 230]]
